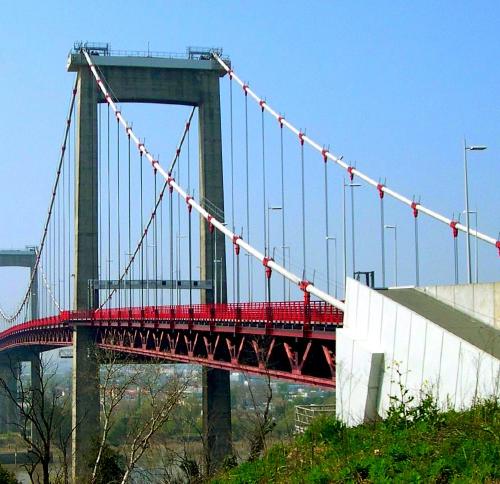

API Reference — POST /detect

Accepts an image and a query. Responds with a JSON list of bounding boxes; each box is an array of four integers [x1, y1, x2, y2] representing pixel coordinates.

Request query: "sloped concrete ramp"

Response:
[[336, 279, 500, 427], [380, 288, 500, 360]]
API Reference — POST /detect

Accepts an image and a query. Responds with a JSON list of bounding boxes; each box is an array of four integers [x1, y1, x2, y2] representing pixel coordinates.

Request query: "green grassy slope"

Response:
[[213, 398, 499, 483]]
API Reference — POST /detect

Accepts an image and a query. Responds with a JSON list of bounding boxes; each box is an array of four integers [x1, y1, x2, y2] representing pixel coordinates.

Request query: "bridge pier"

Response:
[[0, 355, 19, 434], [71, 65, 101, 483], [203, 368, 232, 472]]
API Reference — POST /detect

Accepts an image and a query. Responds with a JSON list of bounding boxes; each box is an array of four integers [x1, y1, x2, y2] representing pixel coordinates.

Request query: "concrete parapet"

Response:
[[418, 282, 500, 330]]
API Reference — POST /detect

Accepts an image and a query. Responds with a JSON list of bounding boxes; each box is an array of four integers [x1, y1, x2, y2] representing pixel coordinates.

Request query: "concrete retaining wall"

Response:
[[336, 278, 500, 427]]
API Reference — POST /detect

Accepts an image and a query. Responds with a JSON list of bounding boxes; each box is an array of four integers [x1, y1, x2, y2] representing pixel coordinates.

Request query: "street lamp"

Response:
[[463, 209, 479, 283], [326, 236, 338, 298], [266, 206, 282, 302], [384, 225, 398, 286], [213, 223, 226, 304], [342, 180, 361, 289], [464, 141, 487, 284], [273, 245, 291, 301], [176, 235, 187, 305]]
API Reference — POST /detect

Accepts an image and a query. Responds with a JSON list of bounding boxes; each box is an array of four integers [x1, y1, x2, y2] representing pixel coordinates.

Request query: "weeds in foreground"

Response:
[[212, 381, 499, 484]]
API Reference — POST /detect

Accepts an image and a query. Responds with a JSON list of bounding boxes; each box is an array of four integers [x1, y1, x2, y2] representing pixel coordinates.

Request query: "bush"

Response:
[[213, 397, 500, 484], [0, 464, 20, 484]]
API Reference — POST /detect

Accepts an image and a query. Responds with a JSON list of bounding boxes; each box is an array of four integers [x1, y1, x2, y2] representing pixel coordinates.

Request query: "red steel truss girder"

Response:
[[0, 301, 341, 387], [0, 327, 72, 352], [95, 326, 336, 388]]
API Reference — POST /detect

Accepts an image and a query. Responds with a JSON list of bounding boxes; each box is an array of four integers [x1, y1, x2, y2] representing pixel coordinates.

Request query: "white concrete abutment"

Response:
[[336, 278, 500, 426]]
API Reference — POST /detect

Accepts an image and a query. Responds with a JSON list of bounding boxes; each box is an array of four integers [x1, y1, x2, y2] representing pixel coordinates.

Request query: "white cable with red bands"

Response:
[[0, 77, 79, 324], [83, 50, 345, 312], [212, 53, 500, 254], [98, 107, 195, 309]]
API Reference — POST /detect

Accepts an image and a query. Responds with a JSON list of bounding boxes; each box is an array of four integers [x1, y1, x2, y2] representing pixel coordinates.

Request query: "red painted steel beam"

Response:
[[98, 343, 335, 389]]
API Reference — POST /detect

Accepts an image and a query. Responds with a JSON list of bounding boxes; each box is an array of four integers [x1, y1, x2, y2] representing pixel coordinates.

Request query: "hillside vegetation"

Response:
[[213, 395, 499, 483]]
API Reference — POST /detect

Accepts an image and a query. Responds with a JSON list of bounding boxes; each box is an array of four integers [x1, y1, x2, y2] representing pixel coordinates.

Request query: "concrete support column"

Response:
[[0, 355, 19, 434], [71, 68, 100, 483], [199, 75, 232, 471], [202, 368, 232, 472], [199, 75, 227, 305], [29, 352, 42, 446]]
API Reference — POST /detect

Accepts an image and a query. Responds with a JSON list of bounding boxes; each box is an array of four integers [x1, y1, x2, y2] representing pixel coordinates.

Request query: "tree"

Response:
[[244, 373, 275, 462], [90, 351, 192, 484], [0, 351, 74, 484]]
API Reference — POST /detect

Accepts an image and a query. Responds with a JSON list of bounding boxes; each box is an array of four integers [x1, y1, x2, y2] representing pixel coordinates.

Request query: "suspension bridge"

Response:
[[0, 43, 498, 480]]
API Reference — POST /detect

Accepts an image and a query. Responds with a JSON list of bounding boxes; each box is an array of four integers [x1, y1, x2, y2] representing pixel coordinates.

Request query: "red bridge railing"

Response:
[[0, 300, 343, 341]]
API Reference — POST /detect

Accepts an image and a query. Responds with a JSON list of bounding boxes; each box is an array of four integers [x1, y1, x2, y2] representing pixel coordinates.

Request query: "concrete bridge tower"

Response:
[[67, 45, 231, 480]]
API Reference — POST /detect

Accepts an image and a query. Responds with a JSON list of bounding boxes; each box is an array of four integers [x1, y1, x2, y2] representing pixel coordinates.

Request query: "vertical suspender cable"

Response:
[[52, 198, 55, 314], [117, 116, 121, 308], [245, 91, 252, 301], [169, 188, 174, 306], [261, 105, 268, 302], [188, 203, 193, 308], [128, 130, 132, 308], [107, 104, 111, 306], [324, 158, 330, 294], [351, 183, 356, 277], [57, 156, 61, 308], [453, 212, 459, 284], [187, 125, 191, 306], [140, 151, 144, 308], [300, 137, 306, 279], [176, 160, 181, 305], [68, 109, 73, 309], [62, 127, 66, 309], [160, 177, 164, 307], [43, 244, 47, 317], [98, 105, 102, 306], [154, 169, 158, 309], [342, 179, 347, 297], [229, 79, 235, 303], [414, 213, 420, 286], [280, 121, 286, 301], [380, 196, 386, 287]]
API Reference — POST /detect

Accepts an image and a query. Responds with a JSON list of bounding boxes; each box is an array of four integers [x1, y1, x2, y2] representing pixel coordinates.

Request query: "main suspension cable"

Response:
[[83, 49, 345, 311], [212, 53, 499, 252], [0, 76, 79, 323]]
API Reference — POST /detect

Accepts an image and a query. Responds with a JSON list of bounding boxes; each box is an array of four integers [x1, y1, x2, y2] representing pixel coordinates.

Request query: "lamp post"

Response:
[[266, 206, 282, 302], [464, 141, 486, 284], [213, 223, 226, 304], [343, 180, 361, 289], [176, 235, 187, 305], [463, 209, 479, 283], [273, 245, 290, 301], [326, 236, 338, 298], [384, 225, 398, 286]]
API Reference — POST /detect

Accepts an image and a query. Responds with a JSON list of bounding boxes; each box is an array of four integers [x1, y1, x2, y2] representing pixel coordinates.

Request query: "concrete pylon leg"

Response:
[[199, 76, 232, 472], [202, 368, 232, 473], [0, 356, 19, 434], [29, 352, 42, 446], [71, 67, 100, 483]]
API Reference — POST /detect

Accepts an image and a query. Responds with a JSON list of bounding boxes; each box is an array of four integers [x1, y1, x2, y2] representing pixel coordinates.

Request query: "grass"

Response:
[[212, 397, 499, 483]]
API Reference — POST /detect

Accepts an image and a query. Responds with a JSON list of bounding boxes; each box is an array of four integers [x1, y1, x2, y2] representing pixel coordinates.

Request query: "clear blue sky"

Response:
[[0, 1, 499, 313]]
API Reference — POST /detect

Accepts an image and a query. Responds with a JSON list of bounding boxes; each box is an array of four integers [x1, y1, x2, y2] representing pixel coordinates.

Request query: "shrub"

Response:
[[0, 464, 19, 484]]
